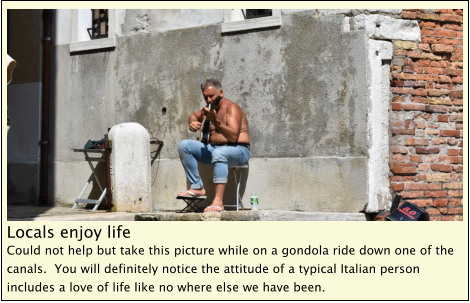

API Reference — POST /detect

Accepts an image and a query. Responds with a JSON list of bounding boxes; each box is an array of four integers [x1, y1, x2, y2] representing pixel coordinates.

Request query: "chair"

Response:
[[225, 165, 248, 211]]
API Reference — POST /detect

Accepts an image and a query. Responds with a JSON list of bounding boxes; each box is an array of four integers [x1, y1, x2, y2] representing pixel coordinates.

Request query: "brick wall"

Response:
[[386, 9, 463, 221]]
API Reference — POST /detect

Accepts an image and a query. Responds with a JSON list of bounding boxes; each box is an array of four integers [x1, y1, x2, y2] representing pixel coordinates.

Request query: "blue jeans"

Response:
[[178, 140, 250, 189]]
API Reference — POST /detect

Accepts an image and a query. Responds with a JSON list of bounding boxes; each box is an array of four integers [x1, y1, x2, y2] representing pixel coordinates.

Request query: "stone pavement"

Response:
[[7, 205, 367, 221]]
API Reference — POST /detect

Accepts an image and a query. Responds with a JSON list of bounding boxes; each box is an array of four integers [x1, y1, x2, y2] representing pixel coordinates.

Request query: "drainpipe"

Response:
[[39, 9, 53, 206]]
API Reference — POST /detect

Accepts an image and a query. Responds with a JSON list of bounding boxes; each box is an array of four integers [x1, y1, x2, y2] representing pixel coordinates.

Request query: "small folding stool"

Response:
[[72, 149, 108, 212], [176, 196, 207, 213], [225, 165, 248, 211]]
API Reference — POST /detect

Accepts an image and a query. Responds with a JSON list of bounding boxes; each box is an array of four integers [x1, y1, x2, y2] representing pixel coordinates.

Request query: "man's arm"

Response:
[[206, 104, 242, 142], [188, 109, 204, 132]]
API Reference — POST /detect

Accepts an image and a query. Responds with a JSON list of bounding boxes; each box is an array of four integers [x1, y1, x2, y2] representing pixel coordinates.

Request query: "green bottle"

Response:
[[250, 193, 258, 211]]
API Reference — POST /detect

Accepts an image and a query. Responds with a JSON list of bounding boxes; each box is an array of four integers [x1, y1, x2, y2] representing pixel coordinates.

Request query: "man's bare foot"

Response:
[[177, 188, 206, 197]]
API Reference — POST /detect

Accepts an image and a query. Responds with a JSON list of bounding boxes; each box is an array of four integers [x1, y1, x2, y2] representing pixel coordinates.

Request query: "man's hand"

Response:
[[189, 121, 202, 132], [203, 106, 218, 124]]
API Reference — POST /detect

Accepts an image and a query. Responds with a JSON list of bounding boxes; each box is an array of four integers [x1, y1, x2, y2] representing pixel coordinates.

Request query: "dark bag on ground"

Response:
[[84, 138, 106, 149], [386, 200, 429, 221]]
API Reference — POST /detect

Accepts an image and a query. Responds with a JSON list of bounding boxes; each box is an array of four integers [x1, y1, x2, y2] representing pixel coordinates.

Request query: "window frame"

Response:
[[221, 9, 281, 34], [69, 9, 116, 53]]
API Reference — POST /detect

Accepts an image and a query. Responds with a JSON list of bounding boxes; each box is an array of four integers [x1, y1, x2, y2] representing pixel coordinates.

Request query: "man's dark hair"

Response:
[[201, 79, 222, 91]]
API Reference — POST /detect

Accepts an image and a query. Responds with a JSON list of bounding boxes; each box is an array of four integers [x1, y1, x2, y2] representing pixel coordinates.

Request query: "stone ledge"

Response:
[[136, 210, 367, 221]]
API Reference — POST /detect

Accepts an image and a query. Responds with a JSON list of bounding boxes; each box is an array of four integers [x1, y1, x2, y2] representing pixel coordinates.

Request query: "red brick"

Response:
[[417, 175, 427, 181], [427, 123, 439, 129], [447, 138, 458, 145], [406, 183, 429, 190], [392, 154, 406, 162], [403, 81, 426, 88], [392, 72, 417, 80], [431, 61, 450, 68], [410, 88, 428, 96], [439, 14, 463, 23], [394, 49, 408, 56], [391, 66, 402, 72], [391, 183, 405, 191], [424, 67, 446, 75], [420, 21, 439, 28], [430, 216, 442, 221], [433, 30, 456, 37], [434, 199, 449, 207], [410, 97, 428, 104], [443, 183, 463, 189], [391, 80, 404, 87], [450, 62, 463, 69], [420, 113, 433, 120], [449, 190, 461, 198], [421, 37, 442, 44], [418, 163, 430, 171], [409, 155, 422, 162], [439, 130, 461, 137], [447, 149, 459, 156], [392, 103, 402, 111], [438, 75, 452, 83], [392, 96, 405, 102], [392, 87, 413, 94], [431, 138, 446, 144], [418, 43, 431, 52], [391, 167, 418, 175], [453, 47, 463, 55], [439, 156, 463, 164], [455, 31, 463, 38], [421, 28, 433, 36], [451, 77, 463, 84], [448, 107, 462, 113], [436, 9, 454, 14], [403, 104, 426, 111], [411, 59, 432, 67], [458, 140, 462, 147], [416, 146, 440, 154], [425, 190, 447, 198], [408, 51, 421, 58], [452, 173, 463, 182], [411, 199, 433, 208], [435, 84, 456, 90], [448, 207, 463, 215], [443, 38, 463, 46], [449, 91, 463, 98], [392, 146, 409, 154], [448, 199, 461, 206], [427, 209, 441, 216], [428, 90, 450, 97], [403, 9, 424, 11], [417, 74, 438, 82], [437, 115, 449, 122], [402, 11, 417, 19], [458, 149, 463, 155], [390, 176, 416, 182], [442, 23, 463, 31], [455, 123, 463, 130], [430, 164, 453, 172], [417, 12, 441, 21], [406, 138, 429, 146], [449, 114, 463, 122], [401, 191, 424, 199], [452, 54, 463, 61], [426, 105, 447, 113], [438, 208, 448, 215], [404, 120, 416, 129], [429, 183, 442, 190], [446, 69, 463, 77], [455, 9, 463, 16]]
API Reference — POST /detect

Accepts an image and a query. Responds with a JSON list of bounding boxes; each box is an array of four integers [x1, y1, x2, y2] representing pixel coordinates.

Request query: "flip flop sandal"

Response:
[[204, 206, 225, 213]]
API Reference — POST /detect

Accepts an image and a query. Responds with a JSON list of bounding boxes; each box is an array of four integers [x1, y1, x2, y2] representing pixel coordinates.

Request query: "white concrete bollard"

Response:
[[109, 123, 151, 212]]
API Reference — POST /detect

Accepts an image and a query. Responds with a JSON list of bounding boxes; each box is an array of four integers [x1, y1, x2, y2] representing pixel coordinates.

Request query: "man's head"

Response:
[[201, 79, 224, 105]]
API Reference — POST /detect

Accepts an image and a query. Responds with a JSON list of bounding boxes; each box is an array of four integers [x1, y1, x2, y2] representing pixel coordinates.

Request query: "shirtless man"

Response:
[[177, 79, 250, 212]]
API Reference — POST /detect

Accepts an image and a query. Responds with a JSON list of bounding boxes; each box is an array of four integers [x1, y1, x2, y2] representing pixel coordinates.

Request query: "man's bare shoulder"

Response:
[[223, 99, 243, 112]]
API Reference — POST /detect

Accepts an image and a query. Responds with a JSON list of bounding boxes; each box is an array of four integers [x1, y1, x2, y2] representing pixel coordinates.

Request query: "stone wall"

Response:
[[382, 9, 464, 221]]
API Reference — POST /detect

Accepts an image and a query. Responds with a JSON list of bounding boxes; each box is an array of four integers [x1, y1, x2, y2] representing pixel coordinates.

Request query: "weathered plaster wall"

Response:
[[46, 11, 371, 212]]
